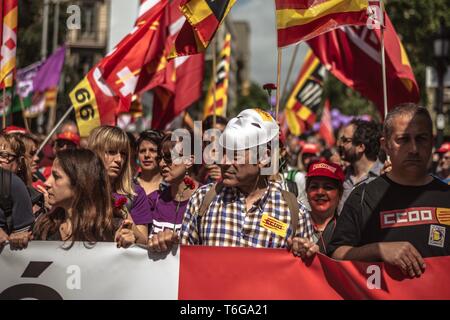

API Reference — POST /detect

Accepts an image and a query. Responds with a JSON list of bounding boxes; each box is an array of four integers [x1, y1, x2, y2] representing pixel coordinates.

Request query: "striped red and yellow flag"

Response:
[[276, 0, 369, 47], [0, 0, 18, 88], [285, 49, 325, 136], [203, 33, 231, 118], [170, 0, 236, 58]]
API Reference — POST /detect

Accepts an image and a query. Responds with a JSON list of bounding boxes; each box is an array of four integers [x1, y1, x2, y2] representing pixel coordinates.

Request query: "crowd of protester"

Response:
[[1, 103, 449, 278]]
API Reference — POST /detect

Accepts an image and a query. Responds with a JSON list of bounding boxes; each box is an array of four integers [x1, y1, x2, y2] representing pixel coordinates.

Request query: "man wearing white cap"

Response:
[[148, 108, 313, 251]]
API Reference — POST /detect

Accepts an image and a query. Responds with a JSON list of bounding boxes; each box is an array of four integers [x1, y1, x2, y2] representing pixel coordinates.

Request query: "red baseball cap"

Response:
[[56, 131, 80, 146], [437, 142, 450, 153], [306, 160, 345, 183], [301, 143, 319, 155], [3, 125, 27, 134]]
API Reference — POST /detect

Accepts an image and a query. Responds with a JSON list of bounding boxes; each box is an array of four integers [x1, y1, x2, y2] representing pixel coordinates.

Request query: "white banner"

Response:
[[0, 241, 179, 300]]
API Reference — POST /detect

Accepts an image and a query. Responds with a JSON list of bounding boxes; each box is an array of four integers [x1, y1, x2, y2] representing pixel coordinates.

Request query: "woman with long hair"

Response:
[[33, 149, 136, 248], [135, 130, 163, 195], [148, 132, 199, 244], [88, 126, 150, 244]]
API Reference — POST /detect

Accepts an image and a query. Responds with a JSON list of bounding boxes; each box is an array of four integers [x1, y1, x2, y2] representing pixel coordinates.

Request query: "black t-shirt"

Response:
[[327, 175, 450, 258], [0, 171, 34, 233]]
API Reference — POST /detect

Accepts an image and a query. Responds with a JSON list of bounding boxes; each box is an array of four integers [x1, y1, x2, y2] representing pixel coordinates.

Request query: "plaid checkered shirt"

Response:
[[180, 181, 314, 247]]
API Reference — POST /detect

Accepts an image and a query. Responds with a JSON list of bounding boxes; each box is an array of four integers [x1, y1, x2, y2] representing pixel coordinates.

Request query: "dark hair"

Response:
[[33, 149, 116, 248], [158, 130, 199, 173], [383, 103, 433, 140], [203, 115, 228, 131], [350, 119, 381, 162], [137, 130, 164, 149]]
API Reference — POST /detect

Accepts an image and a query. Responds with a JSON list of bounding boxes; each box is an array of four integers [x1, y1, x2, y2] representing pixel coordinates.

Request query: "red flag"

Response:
[[147, 0, 205, 129], [319, 100, 335, 147], [152, 54, 204, 129], [307, 13, 419, 114], [97, 0, 167, 110]]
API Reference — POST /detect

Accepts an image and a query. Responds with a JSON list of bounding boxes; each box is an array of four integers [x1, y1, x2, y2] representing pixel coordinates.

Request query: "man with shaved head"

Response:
[[328, 104, 450, 278]]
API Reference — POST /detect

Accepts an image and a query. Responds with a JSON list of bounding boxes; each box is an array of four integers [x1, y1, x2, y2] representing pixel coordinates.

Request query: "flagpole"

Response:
[[2, 87, 7, 129], [212, 37, 217, 127], [19, 96, 30, 132], [280, 43, 299, 106], [379, 1, 388, 118], [37, 105, 74, 155], [275, 48, 282, 120]]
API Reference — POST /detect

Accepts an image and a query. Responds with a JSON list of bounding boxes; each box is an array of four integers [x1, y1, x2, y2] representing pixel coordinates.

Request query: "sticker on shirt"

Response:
[[260, 214, 288, 237], [436, 208, 450, 226], [380, 207, 438, 229], [428, 224, 446, 248]]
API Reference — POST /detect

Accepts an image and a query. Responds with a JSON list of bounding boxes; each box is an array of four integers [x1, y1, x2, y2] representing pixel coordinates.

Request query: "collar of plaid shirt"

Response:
[[181, 181, 313, 248]]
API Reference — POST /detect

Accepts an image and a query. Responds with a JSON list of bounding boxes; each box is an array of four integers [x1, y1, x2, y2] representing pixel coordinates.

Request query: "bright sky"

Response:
[[232, 0, 308, 88]]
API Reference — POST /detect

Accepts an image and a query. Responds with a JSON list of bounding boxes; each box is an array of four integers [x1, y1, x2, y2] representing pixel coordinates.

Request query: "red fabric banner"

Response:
[[178, 246, 450, 300]]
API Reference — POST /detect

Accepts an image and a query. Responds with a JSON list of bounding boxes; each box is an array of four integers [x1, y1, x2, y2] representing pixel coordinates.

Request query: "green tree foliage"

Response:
[[387, 0, 450, 106], [235, 81, 271, 115]]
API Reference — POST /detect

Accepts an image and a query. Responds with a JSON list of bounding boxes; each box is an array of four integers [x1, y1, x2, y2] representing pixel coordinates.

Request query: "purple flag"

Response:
[[32, 46, 65, 92]]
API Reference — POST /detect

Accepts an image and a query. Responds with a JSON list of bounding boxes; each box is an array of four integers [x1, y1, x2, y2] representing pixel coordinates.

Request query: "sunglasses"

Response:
[[156, 153, 184, 165], [0, 151, 18, 164]]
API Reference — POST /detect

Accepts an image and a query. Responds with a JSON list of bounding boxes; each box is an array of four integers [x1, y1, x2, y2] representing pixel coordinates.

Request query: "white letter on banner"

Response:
[[366, 265, 381, 290], [66, 265, 81, 290]]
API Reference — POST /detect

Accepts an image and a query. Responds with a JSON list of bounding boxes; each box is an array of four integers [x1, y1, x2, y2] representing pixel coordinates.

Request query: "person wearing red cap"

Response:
[[39, 131, 81, 181], [3, 126, 27, 134], [435, 142, 450, 185], [300, 143, 319, 171], [288, 160, 344, 258]]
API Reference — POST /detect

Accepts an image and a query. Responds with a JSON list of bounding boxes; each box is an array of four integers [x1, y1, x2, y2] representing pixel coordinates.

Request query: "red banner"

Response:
[[179, 246, 450, 300]]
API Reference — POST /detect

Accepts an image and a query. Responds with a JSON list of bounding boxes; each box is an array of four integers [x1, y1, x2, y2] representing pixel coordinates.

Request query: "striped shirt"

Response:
[[180, 181, 313, 248]]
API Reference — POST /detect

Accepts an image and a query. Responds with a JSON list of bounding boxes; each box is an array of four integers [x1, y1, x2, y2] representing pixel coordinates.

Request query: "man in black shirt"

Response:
[[328, 104, 450, 278]]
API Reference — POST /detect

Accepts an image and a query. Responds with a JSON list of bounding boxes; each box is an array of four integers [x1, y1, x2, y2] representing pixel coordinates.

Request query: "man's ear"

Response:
[[356, 143, 365, 155], [380, 136, 388, 154]]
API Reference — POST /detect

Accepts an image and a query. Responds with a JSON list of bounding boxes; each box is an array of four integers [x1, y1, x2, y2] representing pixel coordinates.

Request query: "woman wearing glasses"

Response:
[[0, 132, 34, 250], [0, 132, 28, 184], [88, 126, 151, 245], [147, 132, 199, 243], [2, 132, 48, 219], [135, 130, 163, 195]]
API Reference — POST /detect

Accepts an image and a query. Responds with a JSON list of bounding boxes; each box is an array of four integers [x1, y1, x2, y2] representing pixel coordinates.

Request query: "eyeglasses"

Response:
[[0, 151, 18, 164], [156, 153, 174, 165], [156, 153, 184, 165], [339, 137, 353, 144]]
